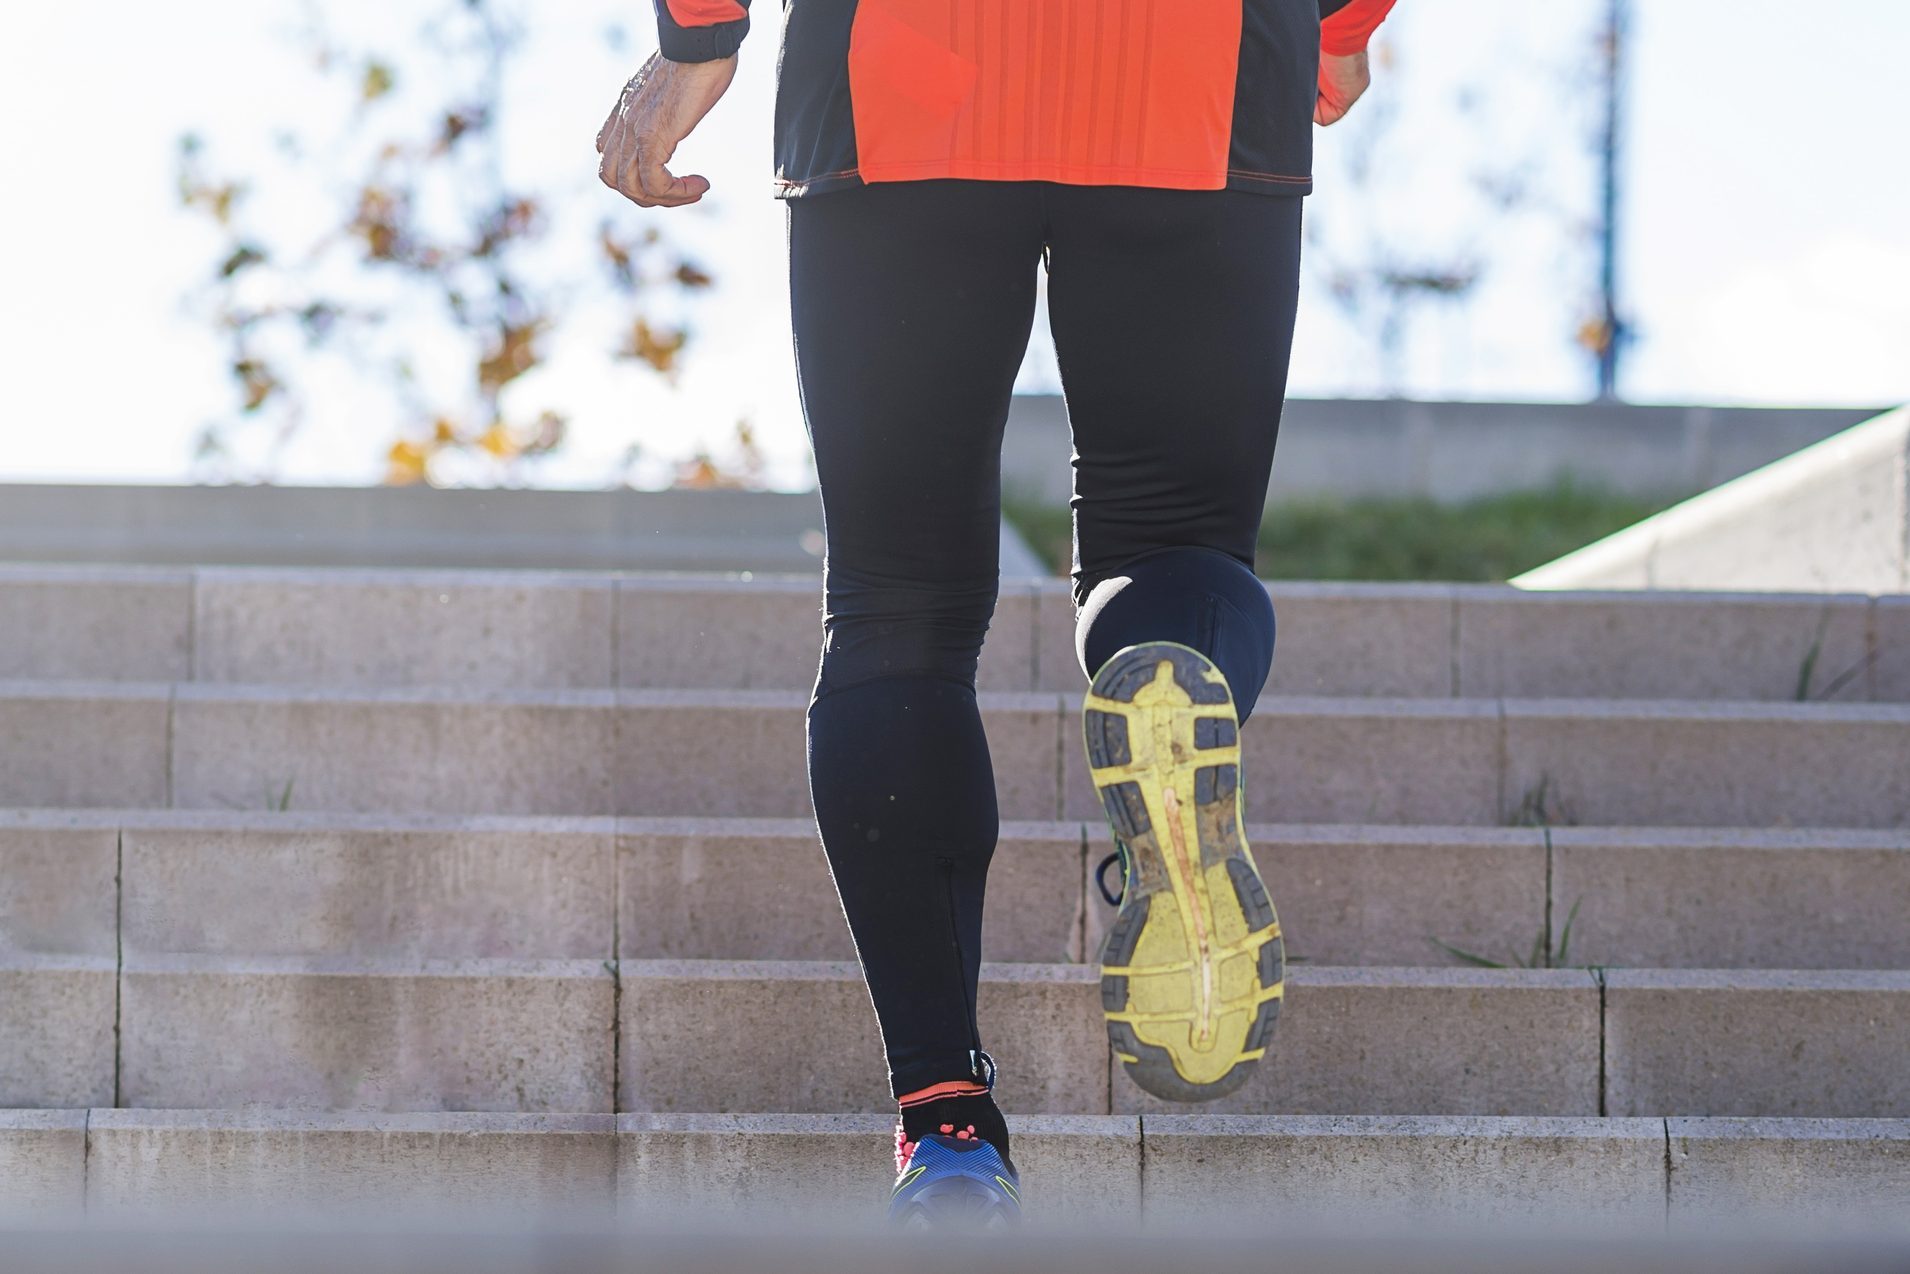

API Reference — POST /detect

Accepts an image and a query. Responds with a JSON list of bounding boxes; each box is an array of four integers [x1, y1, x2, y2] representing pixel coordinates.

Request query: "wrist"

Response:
[[1319, 0, 1396, 56], [656, 15, 749, 63]]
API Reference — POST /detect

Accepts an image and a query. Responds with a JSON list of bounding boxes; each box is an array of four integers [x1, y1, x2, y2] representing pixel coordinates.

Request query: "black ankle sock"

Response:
[[900, 1095, 1013, 1172]]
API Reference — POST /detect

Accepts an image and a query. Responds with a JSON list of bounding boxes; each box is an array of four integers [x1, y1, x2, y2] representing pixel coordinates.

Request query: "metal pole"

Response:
[[1596, 0, 1628, 400]]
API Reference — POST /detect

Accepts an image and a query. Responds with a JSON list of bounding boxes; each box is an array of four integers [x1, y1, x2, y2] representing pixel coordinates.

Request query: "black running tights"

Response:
[[793, 180, 1302, 1099]]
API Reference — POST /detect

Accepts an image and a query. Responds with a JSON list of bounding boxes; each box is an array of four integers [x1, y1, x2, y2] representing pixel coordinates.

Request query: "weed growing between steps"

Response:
[[1431, 896, 1585, 971], [1510, 775, 1577, 829], [1429, 827, 1599, 972], [217, 777, 296, 812], [1795, 608, 1875, 701]]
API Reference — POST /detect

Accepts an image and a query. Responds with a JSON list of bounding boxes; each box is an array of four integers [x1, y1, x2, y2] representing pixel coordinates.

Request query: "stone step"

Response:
[[10, 956, 1903, 1119], [5, 684, 1908, 826], [1664, 1116, 1910, 1231], [0, 956, 115, 1109], [118, 954, 616, 1113], [1105, 824, 1910, 973], [1545, 826, 1910, 970], [7, 812, 1909, 970], [1605, 970, 1910, 1118], [7, 565, 1904, 702], [0, 683, 1061, 818], [1064, 696, 1910, 828], [0, 1110, 89, 1219], [620, 962, 1602, 1119], [6, 1109, 1906, 1230]]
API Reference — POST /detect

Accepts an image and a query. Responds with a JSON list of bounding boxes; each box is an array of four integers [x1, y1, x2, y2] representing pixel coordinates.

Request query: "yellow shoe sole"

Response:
[[1084, 641, 1283, 1102]]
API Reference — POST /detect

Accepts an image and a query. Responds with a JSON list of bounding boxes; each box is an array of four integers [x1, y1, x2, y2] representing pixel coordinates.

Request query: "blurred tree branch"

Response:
[[178, 0, 715, 485], [1306, 7, 1614, 396]]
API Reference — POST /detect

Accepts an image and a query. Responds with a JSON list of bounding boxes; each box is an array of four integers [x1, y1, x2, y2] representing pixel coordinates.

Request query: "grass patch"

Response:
[[1002, 494, 1075, 577], [1004, 480, 1681, 583], [1254, 481, 1678, 582]]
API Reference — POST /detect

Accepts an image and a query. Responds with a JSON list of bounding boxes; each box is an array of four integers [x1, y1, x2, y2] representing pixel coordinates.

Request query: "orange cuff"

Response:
[[1321, 0, 1397, 56], [897, 1079, 992, 1108], [664, 0, 746, 24]]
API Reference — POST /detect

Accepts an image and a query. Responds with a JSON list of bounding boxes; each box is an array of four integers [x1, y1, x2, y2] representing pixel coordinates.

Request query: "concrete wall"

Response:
[[0, 485, 828, 572], [0, 484, 1048, 577], [2, 398, 1885, 579], [1516, 407, 1910, 594], [1000, 397, 1882, 506]]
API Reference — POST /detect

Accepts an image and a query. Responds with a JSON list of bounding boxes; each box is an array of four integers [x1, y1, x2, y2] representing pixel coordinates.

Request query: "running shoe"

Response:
[[1083, 640, 1284, 1102], [889, 1125, 1022, 1229]]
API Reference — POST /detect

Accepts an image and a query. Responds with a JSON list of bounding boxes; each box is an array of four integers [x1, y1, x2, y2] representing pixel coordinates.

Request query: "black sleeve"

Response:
[[654, 0, 752, 63]]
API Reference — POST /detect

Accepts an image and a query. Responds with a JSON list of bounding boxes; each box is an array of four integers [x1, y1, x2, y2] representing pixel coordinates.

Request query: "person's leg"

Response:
[[788, 180, 1044, 1164], [1044, 186, 1303, 719], [1044, 185, 1302, 1102], [1073, 546, 1277, 722]]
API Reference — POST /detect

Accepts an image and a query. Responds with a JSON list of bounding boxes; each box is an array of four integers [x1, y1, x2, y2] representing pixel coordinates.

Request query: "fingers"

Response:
[[598, 123, 707, 208], [639, 154, 712, 205], [595, 63, 709, 208], [1313, 84, 1362, 126], [596, 119, 627, 192], [624, 157, 705, 208], [1315, 50, 1370, 128], [597, 69, 643, 155]]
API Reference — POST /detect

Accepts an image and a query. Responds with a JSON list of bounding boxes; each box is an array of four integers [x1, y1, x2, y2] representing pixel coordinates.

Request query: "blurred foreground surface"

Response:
[[5, 1226, 1910, 1274]]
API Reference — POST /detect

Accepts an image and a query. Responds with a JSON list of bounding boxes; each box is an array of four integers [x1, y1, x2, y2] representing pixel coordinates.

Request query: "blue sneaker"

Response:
[[889, 1128, 1022, 1229]]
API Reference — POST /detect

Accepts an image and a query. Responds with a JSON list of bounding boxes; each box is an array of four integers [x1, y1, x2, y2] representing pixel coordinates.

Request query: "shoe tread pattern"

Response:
[[1084, 641, 1284, 1104]]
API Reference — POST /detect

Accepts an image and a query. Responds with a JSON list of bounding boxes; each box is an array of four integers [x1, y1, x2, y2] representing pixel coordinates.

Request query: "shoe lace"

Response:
[[1094, 840, 1131, 907]]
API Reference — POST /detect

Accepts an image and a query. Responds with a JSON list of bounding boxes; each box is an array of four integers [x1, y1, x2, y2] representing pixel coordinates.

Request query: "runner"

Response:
[[598, 0, 1396, 1227]]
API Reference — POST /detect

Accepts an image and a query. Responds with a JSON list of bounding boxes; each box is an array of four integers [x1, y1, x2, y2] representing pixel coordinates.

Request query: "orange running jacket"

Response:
[[654, 0, 1396, 198]]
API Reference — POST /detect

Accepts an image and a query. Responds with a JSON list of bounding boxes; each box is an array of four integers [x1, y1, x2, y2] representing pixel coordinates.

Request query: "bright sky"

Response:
[[3, 0, 1906, 488]]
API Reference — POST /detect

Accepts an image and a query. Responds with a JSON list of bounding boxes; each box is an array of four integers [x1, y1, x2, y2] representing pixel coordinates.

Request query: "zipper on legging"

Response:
[[941, 859, 984, 1062], [1199, 593, 1222, 652]]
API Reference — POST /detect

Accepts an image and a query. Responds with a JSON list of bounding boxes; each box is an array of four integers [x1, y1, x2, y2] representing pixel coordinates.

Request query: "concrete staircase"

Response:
[[2, 565, 1908, 1228]]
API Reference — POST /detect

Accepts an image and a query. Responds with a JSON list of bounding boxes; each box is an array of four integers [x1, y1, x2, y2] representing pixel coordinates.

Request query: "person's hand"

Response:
[[1314, 49, 1371, 126], [597, 52, 738, 208]]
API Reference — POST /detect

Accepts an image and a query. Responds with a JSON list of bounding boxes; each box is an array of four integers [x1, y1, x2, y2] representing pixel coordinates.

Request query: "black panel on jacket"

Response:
[[773, 0, 863, 197], [1227, 0, 1320, 196]]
